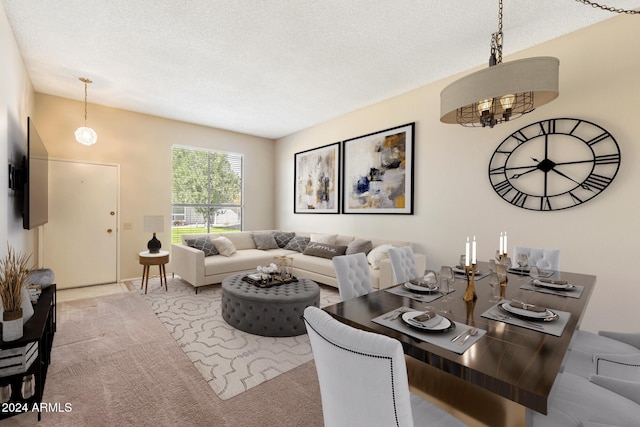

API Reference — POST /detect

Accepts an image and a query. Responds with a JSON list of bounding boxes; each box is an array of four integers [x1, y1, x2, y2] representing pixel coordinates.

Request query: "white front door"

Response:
[[43, 160, 118, 288]]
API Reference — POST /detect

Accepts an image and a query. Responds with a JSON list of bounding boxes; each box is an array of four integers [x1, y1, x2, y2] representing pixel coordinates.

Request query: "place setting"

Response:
[[518, 266, 585, 298], [480, 298, 571, 336], [372, 306, 486, 354], [385, 268, 455, 303]]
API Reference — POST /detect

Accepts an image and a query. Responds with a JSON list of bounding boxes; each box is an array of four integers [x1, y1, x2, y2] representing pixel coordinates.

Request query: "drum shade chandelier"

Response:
[[440, 0, 559, 128], [75, 77, 98, 145]]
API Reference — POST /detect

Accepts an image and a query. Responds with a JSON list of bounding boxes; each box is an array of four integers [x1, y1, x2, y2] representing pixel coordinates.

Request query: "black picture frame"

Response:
[[294, 142, 340, 214], [342, 123, 415, 214]]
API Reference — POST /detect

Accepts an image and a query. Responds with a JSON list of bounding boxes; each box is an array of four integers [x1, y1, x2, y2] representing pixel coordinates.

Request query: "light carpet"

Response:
[[130, 276, 340, 400]]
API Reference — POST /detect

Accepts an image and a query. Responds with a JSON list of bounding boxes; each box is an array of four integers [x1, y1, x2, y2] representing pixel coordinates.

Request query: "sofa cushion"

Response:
[[204, 249, 274, 276], [222, 232, 257, 250], [252, 232, 279, 250], [212, 236, 236, 256], [291, 253, 336, 277], [303, 242, 347, 259], [310, 233, 337, 245], [274, 231, 295, 248], [185, 236, 218, 256], [367, 244, 396, 269], [346, 239, 373, 255], [284, 236, 310, 253]]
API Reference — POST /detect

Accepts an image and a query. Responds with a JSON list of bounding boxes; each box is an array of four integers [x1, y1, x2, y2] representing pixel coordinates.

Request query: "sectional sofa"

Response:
[[171, 230, 426, 292]]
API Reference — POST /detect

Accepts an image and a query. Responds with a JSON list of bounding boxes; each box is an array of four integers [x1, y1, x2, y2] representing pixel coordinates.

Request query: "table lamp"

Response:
[[143, 215, 165, 253]]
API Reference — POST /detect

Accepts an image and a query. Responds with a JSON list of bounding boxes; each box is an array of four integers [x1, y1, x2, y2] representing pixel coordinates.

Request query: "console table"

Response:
[[0, 285, 56, 421]]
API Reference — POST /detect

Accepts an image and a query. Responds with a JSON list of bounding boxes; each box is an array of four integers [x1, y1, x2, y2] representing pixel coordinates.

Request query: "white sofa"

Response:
[[171, 230, 426, 292]]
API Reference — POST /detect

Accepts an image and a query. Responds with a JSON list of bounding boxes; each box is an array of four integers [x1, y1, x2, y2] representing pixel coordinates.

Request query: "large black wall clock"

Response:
[[488, 118, 621, 211]]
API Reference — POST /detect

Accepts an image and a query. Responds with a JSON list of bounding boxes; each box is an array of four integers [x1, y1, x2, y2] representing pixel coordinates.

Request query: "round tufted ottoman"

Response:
[[221, 273, 320, 337]]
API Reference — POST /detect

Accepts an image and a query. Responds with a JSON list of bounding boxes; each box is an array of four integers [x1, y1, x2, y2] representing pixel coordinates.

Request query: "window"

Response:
[[171, 146, 243, 243]]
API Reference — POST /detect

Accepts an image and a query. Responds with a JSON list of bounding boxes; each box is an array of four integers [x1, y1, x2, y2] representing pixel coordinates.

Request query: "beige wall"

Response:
[[1, 5, 36, 259], [275, 15, 640, 333], [33, 94, 275, 280]]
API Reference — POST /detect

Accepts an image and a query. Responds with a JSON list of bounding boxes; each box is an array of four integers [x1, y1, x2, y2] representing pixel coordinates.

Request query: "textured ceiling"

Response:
[[3, 1, 639, 139]]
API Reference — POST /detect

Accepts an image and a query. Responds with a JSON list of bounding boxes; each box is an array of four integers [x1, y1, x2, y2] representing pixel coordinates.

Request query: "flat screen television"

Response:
[[23, 117, 49, 229]]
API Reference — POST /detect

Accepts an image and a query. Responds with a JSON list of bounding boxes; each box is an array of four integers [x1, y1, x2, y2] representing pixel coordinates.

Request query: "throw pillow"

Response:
[[273, 231, 295, 248], [252, 232, 279, 250], [284, 236, 310, 253], [310, 233, 337, 245], [303, 242, 348, 259], [367, 244, 395, 270], [185, 237, 218, 256], [211, 236, 236, 257], [346, 239, 373, 255]]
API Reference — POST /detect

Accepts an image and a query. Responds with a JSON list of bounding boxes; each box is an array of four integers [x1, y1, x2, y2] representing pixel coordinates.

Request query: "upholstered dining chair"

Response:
[[512, 246, 560, 270], [529, 370, 640, 426], [303, 306, 467, 427], [388, 246, 420, 284], [563, 330, 640, 379], [332, 253, 373, 301]]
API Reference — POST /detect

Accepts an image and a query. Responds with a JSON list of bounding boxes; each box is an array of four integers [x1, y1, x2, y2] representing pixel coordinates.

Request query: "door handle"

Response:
[[107, 229, 113, 233]]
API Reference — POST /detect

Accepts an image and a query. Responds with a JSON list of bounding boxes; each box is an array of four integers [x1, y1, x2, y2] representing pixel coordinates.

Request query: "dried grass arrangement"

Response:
[[0, 246, 33, 314]]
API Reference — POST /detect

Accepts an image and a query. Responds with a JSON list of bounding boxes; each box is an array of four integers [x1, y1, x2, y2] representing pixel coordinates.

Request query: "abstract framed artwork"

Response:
[[342, 123, 415, 214], [294, 142, 340, 213]]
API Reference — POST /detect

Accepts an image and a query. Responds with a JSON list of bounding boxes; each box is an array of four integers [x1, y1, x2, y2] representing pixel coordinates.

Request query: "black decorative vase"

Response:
[[147, 233, 161, 253]]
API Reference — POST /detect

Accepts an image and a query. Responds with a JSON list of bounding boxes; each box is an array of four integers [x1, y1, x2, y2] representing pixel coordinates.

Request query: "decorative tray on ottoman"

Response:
[[242, 274, 298, 288]]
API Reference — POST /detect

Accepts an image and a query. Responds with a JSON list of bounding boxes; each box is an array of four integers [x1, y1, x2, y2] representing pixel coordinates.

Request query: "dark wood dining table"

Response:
[[322, 262, 596, 427]]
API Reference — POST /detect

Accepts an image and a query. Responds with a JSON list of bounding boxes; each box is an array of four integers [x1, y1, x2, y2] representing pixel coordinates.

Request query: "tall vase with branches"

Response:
[[0, 246, 32, 341]]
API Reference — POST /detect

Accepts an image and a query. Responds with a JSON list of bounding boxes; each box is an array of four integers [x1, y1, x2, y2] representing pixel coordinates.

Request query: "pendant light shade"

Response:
[[440, 57, 559, 127], [439, 0, 559, 128], [75, 77, 97, 145]]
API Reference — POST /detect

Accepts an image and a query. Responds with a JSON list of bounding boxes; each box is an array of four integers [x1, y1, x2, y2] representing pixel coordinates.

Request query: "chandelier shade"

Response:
[[75, 77, 97, 145], [440, 56, 559, 127], [74, 126, 97, 146]]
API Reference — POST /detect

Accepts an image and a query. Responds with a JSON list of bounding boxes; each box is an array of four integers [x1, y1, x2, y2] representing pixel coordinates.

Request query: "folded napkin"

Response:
[[409, 279, 436, 289], [406, 310, 442, 328], [509, 301, 547, 313]]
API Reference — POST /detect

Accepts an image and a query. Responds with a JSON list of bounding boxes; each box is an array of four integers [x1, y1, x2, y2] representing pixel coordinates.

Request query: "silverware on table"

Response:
[[490, 310, 545, 330], [451, 327, 472, 343], [459, 327, 478, 345]]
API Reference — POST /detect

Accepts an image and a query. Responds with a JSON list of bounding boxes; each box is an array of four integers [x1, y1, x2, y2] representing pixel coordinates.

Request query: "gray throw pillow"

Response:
[[185, 237, 218, 256], [346, 239, 373, 255], [284, 236, 310, 253], [252, 232, 279, 250], [303, 242, 347, 259], [274, 231, 295, 248]]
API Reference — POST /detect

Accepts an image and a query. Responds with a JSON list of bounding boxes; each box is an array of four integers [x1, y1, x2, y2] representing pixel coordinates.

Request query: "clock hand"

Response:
[[511, 166, 538, 179], [551, 168, 594, 192]]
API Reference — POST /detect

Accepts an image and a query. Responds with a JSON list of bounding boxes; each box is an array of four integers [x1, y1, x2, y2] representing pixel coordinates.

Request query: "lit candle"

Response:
[[499, 232, 504, 255], [465, 236, 470, 267], [472, 235, 477, 265], [504, 231, 508, 255]]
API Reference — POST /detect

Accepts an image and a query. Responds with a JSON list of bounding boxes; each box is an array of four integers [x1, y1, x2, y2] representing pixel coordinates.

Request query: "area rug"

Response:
[[129, 276, 340, 400]]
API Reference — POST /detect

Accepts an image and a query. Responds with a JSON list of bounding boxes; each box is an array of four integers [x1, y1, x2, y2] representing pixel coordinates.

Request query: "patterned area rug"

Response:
[[129, 276, 340, 400]]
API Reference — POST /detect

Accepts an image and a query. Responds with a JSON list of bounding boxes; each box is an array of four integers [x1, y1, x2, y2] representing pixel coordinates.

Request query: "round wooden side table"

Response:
[[139, 250, 169, 294]]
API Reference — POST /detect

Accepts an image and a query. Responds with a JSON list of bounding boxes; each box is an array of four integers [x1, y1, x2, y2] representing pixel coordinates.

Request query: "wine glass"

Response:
[[488, 259, 497, 273], [438, 266, 455, 314], [529, 265, 540, 283], [496, 263, 508, 300], [488, 272, 501, 303], [517, 253, 528, 269]]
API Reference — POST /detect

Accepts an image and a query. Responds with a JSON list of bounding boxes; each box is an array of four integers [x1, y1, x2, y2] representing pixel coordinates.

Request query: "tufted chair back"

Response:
[[332, 253, 373, 301], [303, 306, 467, 427], [513, 247, 560, 270], [388, 246, 420, 284]]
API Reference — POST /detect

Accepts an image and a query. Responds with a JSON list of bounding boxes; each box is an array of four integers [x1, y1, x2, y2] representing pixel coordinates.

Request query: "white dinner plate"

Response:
[[500, 303, 555, 320], [404, 282, 439, 293], [401, 311, 455, 332], [533, 280, 575, 291]]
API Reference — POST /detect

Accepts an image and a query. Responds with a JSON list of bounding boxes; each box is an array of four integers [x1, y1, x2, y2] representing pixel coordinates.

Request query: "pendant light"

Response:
[[75, 77, 98, 145], [440, 0, 559, 128]]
